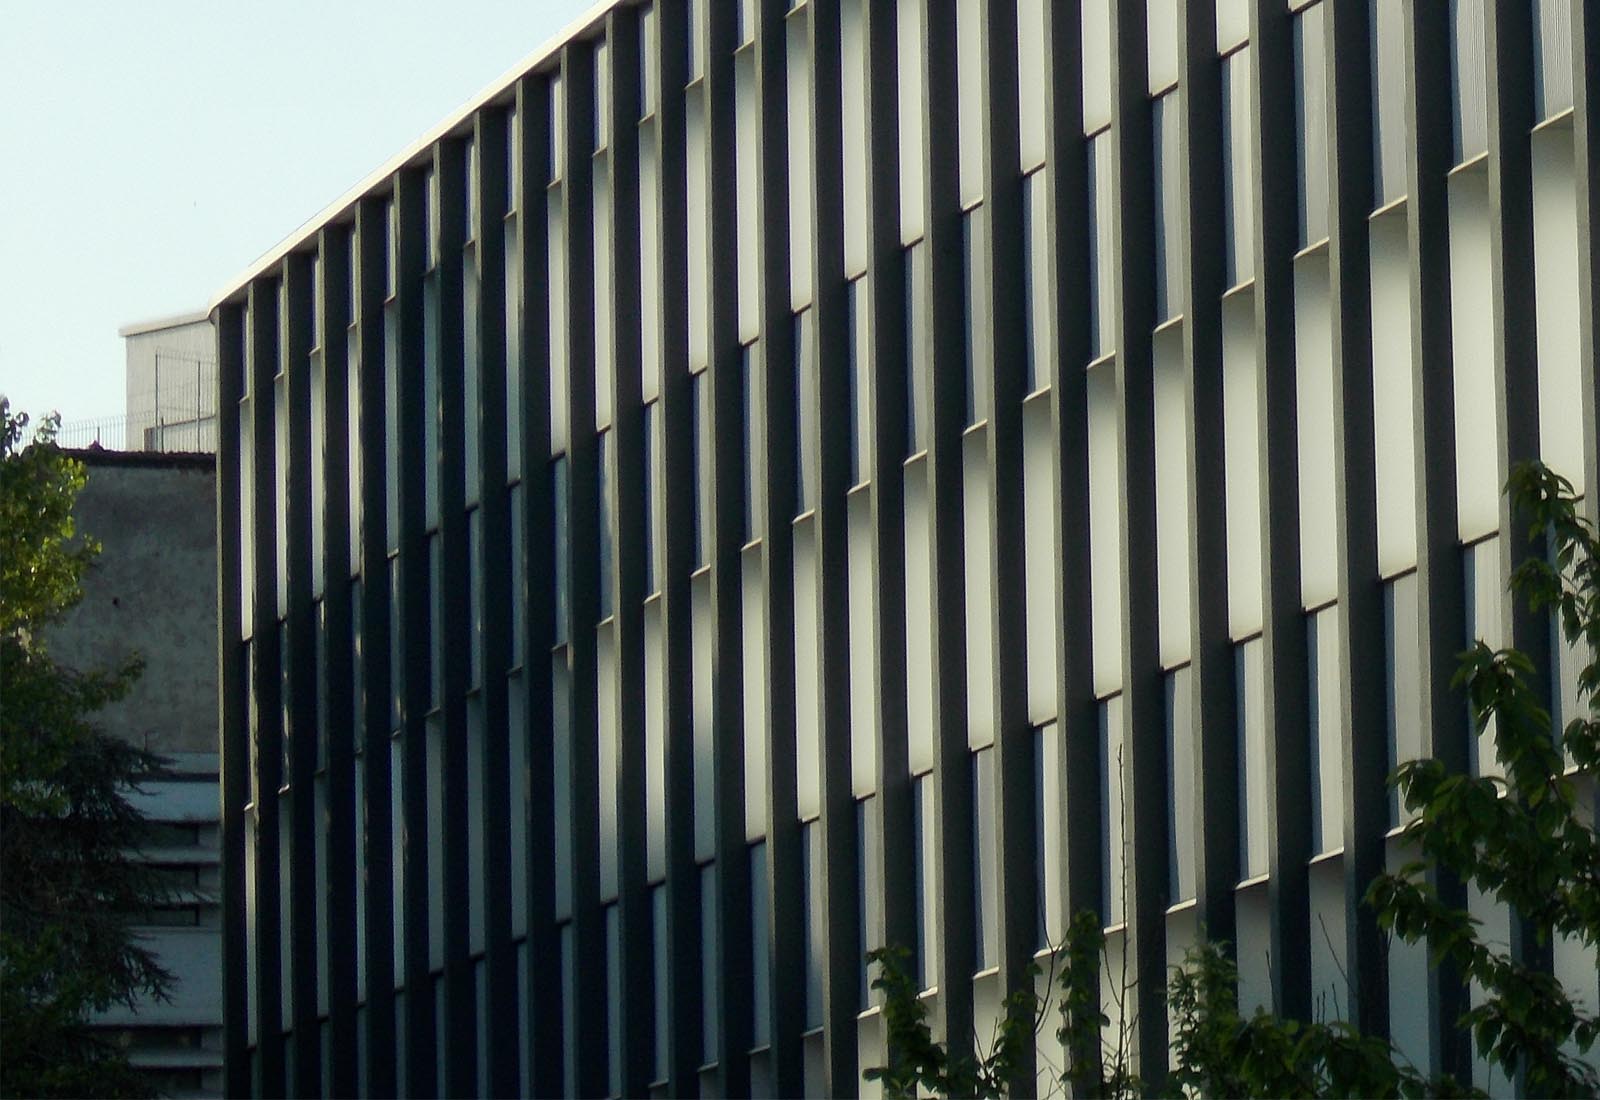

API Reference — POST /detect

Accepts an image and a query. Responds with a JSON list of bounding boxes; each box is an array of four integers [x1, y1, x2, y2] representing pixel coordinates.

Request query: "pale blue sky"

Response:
[[0, 0, 594, 425]]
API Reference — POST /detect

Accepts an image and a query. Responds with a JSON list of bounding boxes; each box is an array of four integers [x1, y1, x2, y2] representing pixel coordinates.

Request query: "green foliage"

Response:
[[866, 461, 1600, 1098], [863, 945, 1039, 1099], [0, 404, 97, 639], [865, 911, 1139, 1099], [0, 401, 168, 1099], [1369, 461, 1600, 1099], [1055, 910, 1111, 1098], [1166, 940, 1467, 1100]]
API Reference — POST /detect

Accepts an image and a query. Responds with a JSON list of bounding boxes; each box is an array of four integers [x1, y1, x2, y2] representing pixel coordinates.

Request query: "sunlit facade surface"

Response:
[[214, 0, 1599, 1095]]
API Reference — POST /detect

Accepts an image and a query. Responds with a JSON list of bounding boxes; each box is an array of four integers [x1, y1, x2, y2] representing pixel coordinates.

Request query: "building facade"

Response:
[[212, 0, 1600, 1096], [51, 450, 224, 1097]]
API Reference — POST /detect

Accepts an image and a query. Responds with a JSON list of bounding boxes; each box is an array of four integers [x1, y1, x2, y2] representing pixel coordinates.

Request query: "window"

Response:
[[802, 821, 823, 1028], [750, 841, 770, 1042], [1236, 638, 1266, 879]]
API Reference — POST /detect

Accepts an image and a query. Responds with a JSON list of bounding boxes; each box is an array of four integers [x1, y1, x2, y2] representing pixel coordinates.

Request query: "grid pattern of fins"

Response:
[[215, 0, 1599, 1095]]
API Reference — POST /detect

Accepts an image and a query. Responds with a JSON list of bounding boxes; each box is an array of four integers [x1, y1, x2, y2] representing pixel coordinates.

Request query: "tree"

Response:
[[1367, 461, 1600, 1097], [0, 401, 169, 1099], [867, 461, 1600, 1097]]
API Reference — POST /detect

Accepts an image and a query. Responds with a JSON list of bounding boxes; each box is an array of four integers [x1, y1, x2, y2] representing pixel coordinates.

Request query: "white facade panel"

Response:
[[1532, 126, 1586, 497], [1022, 396, 1058, 724], [594, 161, 614, 429], [1153, 325, 1191, 668], [1082, 0, 1112, 134], [1016, 0, 1047, 172], [1223, 291, 1264, 637], [1370, 208, 1418, 576], [904, 458, 935, 775], [849, 489, 878, 797], [841, 0, 869, 277], [1216, 0, 1250, 54], [897, 0, 926, 244], [1295, 252, 1338, 608], [1087, 361, 1124, 697], [1449, 167, 1500, 542], [1023, 168, 1052, 393], [957, 0, 984, 208], [1089, 135, 1116, 358], [640, 127, 662, 403], [736, 48, 761, 344], [1450, 0, 1488, 165], [1147, 0, 1179, 92], [788, 13, 815, 308], [686, 91, 709, 371], [964, 428, 996, 749]]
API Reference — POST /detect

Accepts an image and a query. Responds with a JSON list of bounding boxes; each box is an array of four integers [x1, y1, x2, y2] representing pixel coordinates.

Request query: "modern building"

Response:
[[210, 0, 1599, 1096], [51, 449, 224, 1098], [121, 311, 219, 453]]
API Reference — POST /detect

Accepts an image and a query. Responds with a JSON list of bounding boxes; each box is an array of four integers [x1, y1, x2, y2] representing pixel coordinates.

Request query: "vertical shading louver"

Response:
[[214, 0, 1598, 1095]]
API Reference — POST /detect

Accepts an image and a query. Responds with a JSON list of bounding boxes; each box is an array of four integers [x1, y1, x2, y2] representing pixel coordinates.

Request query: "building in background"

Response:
[[121, 311, 218, 453], [52, 311, 217, 453], [211, 1, 1599, 1097], [50, 448, 222, 1099]]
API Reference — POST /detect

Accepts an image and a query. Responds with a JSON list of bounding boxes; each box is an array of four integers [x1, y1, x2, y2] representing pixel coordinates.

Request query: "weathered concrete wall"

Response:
[[49, 451, 218, 756]]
